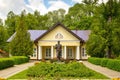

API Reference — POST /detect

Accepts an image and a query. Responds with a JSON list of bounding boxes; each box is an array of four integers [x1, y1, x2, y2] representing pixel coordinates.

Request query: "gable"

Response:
[[40, 25, 79, 41]]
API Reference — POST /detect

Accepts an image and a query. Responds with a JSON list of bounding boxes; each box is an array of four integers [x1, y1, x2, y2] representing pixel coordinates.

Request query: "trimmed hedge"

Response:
[[0, 58, 14, 70], [88, 57, 102, 65], [100, 58, 109, 67], [88, 57, 120, 72], [11, 56, 29, 64], [106, 59, 120, 71]]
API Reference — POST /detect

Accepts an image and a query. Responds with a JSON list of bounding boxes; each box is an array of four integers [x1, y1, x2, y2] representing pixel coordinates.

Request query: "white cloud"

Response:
[[72, 0, 83, 3], [0, 0, 33, 20], [47, 0, 70, 13], [0, 0, 70, 21], [26, 0, 47, 15], [98, 0, 108, 4]]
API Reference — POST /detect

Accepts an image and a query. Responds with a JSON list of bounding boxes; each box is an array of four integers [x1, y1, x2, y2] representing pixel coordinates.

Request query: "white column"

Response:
[[51, 46, 54, 59], [64, 46, 67, 59], [76, 46, 80, 60], [38, 46, 42, 60]]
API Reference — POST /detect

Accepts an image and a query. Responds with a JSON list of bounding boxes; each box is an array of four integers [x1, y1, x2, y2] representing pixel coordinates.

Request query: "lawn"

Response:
[[8, 69, 28, 79], [8, 62, 109, 80]]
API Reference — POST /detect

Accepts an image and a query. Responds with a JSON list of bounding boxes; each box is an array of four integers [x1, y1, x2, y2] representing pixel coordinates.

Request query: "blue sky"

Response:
[[24, 0, 76, 8]]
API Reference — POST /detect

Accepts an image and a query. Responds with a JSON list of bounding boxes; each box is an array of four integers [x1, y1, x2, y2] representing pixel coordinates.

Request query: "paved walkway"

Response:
[[83, 61, 120, 79], [0, 60, 35, 79]]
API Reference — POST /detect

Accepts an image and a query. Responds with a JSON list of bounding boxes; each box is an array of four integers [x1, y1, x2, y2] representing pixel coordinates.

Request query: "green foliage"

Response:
[[0, 19, 8, 51], [88, 57, 102, 65], [88, 57, 120, 72], [5, 11, 19, 37], [86, 0, 120, 58], [0, 58, 14, 70], [27, 62, 103, 78], [86, 33, 105, 57], [11, 56, 29, 64], [106, 59, 120, 71], [8, 67, 108, 79], [100, 58, 109, 67], [9, 13, 33, 56], [64, 3, 94, 30]]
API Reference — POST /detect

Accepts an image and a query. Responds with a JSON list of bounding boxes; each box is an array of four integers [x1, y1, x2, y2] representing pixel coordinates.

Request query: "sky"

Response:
[[0, 0, 107, 21], [0, 0, 82, 21]]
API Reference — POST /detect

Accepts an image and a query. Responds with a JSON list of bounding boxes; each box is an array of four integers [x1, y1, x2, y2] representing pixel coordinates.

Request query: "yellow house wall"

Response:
[[30, 44, 37, 59], [38, 41, 80, 46], [38, 26, 81, 46], [81, 43, 89, 59], [40, 26, 79, 41]]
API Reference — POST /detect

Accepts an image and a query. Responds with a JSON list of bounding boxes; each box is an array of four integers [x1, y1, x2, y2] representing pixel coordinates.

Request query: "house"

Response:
[[7, 23, 91, 60]]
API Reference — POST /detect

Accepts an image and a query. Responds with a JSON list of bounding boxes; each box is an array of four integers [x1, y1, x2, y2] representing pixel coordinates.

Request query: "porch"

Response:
[[31, 45, 88, 60]]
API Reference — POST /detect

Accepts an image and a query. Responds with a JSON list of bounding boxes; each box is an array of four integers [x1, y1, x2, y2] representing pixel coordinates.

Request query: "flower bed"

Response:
[[27, 62, 107, 79]]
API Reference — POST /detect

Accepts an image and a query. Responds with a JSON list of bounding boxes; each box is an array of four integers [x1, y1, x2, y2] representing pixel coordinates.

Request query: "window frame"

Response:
[[67, 48, 73, 59], [45, 48, 51, 59]]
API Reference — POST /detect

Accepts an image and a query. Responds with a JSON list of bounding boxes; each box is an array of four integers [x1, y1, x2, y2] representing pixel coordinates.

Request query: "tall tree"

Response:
[[86, 0, 120, 58], [0, 18, 8, 51], [46, 9, 66, 28], [5, 11, 19, 37], [9, 12, 33, 56], [64, 0, 98, 30]]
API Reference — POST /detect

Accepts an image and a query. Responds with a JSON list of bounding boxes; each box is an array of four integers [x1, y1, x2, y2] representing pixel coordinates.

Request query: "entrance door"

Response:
[[45, 47, 51, 59], [67, 47, 73, 59]]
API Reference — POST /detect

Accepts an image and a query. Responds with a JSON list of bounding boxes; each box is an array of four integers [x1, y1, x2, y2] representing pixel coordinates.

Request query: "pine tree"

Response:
[[9, 13, 33, 56]]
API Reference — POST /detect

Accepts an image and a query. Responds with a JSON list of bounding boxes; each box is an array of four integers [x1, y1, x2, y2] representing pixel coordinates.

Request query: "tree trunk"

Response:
[[107, 46, 112, 58]]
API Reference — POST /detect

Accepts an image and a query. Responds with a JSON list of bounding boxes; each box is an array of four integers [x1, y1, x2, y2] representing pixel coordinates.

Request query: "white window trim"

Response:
[[32, 48, 37, 57]]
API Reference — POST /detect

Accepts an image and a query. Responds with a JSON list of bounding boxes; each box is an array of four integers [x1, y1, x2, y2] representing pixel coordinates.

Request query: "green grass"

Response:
[[8, 69, 28, 79], [8, 62, 109, 79]]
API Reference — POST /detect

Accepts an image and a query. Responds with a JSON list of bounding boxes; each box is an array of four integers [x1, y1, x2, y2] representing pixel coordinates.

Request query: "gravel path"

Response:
[[83, 61, 120, 79], [0, 60, 35, 79]]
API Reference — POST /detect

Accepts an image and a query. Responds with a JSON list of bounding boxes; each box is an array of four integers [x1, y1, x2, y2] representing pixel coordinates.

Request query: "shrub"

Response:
[[89, 57, 120, 72], [0, 58, 14, 70], [106, 59, 120, 72], [27, 62, 94, 78], [88, 57, 102, 65], [100, 58, 109, 67], [11, 56, 29, 64]]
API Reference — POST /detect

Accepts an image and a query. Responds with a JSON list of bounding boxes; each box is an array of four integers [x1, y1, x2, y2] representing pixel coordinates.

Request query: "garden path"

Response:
[[0, 60, 35, 79], [83, 61, 120, 79]]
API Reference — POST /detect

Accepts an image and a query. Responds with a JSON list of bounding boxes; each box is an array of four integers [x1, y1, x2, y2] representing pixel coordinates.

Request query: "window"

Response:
[[46, 48, 51, 58], [82, 48, 87, 56], [67, 48, 73, 59], [32, 48, 37, 57]]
